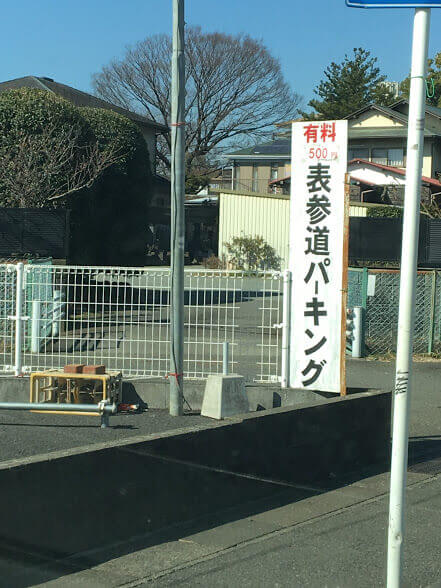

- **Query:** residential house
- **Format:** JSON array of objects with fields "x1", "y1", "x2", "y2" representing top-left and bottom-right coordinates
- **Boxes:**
[
  {"x1": 224, "y1": 99, "x2": 441, "y2": 201},
  {"x1": 0, "y1": 76, "x2": 170, "y2": 210},
  {"x1": 225, "y1": 138, "x2": 291, "y2": 194},
  {"x1": 218, "y1": 100, "x2": 441, "y2": 267}
]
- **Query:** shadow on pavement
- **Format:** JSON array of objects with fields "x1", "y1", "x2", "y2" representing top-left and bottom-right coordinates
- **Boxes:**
[{"x1": 0, "y1": 393, "x2": 394, "y2": 587}]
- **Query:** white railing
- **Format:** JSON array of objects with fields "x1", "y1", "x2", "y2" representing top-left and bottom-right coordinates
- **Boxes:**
[{"x1": 0, "y1": 264, "x2": 284, "y2": 383}]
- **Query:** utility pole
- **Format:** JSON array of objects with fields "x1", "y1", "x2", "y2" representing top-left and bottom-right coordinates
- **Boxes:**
[
  {"x1": 387, "y1": 8, "x2": 431, "y2": 587},
  {"x1": 169, "y1": 0, "x2": 185, "y2": 416}
]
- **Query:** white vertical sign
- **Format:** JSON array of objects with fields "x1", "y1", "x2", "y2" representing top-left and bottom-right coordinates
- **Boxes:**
[{"x1": 289, "y1": 120, "x2": 348, "y2": 393}]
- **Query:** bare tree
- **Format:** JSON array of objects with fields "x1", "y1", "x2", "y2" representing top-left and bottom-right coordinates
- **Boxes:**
[
  {"x1": 92, "y1": 27, "x2": 302, "y2": 183},
  {"x1": 0, "y1": 123, "x2": 123, "y2": 207}
]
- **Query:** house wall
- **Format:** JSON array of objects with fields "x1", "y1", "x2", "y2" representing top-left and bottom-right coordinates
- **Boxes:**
[
  {"x1": 394, "y1": 102, "x2": 441, "y2": 135},
  {"x1": 348, "y1": 137, "x2": 433, "y2": 177},
  {"x1": 232, "y1": 161, "x2": 290, "y2": 193},
  {"x1": 348, "y1": 138, "x2": 406, "y2": 157},
  {"x1": 432, "y1": 139, "x2": 441, "y2": 176},
  {"x1": 140, "y1": 127, "x2": 157, "y2": 174},
  {"x1": 423, "y1": 140, "x2": 434, "y2": 178},
  {"x1": 349, "y1": 112, "x2": 404, "y2": 129}
]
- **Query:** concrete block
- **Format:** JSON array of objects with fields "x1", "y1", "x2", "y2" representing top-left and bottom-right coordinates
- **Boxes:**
[{"x1": 201, "y1": 374, "x2": 249, "y2": 420}]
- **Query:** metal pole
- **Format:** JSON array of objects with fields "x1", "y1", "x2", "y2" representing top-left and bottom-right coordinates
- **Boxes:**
[
  {"x1": 169, "y1": 0, "x2": 185, "y2": 416},
  {"x1": 387, "y1": 9, "x2": 431, "y2": 588},
  {"x1": 281, "y1": 269, "x2": 292, "y2": 388},
  {"x1": 222, "y1": 342, "x2": 229, "y2": 376},
  {"x1": 14, "y1": 262, "x2": 24, "y2": 376}
]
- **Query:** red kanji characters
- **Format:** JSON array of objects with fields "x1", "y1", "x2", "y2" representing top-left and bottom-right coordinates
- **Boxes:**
[
  {"x1": 320, "y1": 122, "x2": 336, "y2": 142},
  {"x1": 303, "y1": 124, "x2": 319, "y2": 144}
]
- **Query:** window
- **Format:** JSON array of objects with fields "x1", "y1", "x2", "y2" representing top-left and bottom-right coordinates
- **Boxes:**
[
  {"x1": 371, "y1": 148, "x2": 388, "y2": 165},
  {"x1": 270, "y1": 163, "x2": 279, "y2": 181},
  {"x1": 372, "y1": 148, "x2": 404, "y2": 167},
  {"x1": 388, "y1": 148, "x2": 404, "y2": 167},
  {"x1": 349, "y1": 148, "x2": 369, "y2": 160}
]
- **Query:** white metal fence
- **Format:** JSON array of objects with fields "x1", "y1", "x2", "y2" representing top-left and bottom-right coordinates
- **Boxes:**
[{"x1": 0, "y1": 263, "x2": 284, "y2": 383}]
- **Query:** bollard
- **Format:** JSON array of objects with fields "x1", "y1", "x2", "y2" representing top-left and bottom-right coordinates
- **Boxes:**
[{"x1": 352, "y1": 306, "x2": 364, "y2": 358}]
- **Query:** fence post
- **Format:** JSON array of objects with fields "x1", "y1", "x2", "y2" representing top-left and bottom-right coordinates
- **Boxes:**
[
  {"x1": 361, "y1": 267, "x2": 369, "y2": 310},
  {"x1": 222, "y1": 342, "x2": 229, "y2": 376},
  {"x1": 14, "y1": 263, "x2": 25, "y2": 376},
  {"x1": 52, "y1": 289, "x2": 65, "y2": 338},
  {"x1": 281, "y1": 269, "x2": 292, "y2": 389},
  {"x1": 428, "y1": 270, "x2": 436, "y2": 354},
  {"x1": 30, "y1": 301, "x2": 41, "y2": 354}
]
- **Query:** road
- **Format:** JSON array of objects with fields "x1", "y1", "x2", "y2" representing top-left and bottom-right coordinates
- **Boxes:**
[{"x1": 1, "y1": 358, "x2": 441, "y2": 587}]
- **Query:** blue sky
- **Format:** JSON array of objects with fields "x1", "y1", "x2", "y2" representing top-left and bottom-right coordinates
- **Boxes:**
[{"x1": 2, "y1": 0, "x2": 441, "y2": 109}]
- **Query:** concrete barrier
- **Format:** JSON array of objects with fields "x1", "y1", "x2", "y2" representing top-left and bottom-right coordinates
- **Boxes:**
[
  {"x1": 0, "y1": 389, "x2": 390, "y2": 567},
  {"x1": 0, "y1": 375, "x2": 379, "y2": 411}
]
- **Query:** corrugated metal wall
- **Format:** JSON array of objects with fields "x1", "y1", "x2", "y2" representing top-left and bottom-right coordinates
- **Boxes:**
[
  {"x1": 219, "y1": 192, "x2": 290, "y2": 267},
  {"x1": 349, "y1": 205, "x2": 368, "y2": 217},
  {"x1": 219, "y1": 193, "x2": 391, "y2": 268}
]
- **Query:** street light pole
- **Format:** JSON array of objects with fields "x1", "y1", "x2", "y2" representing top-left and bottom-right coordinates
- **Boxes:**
[
  {"x1": 169, "y1": 0, "x2": 185, "y2": 416},
  {"x1": 387, "y1": 8, "x2": 431, "y2": 587}
]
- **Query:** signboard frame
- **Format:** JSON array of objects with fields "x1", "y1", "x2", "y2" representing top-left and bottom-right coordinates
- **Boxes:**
[
  {"x1": 288, "y1": 119, "x2": 349, "y2": 395},
  {"x1": 346, "y1": 0, "x2": 441, "y2": 7}
]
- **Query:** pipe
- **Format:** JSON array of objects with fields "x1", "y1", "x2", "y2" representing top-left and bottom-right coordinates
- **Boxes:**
[
  {"x1": 0, "y1": 401, "x2": 117, "y2": 428},
  {"x1": 281, "y1": 269, "x2": 292, "y2": 388}
]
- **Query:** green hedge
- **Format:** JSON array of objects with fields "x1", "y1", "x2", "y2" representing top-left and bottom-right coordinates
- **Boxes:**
[
  {"x1": 78, "y1": 107, "x2": 152, "y2": 265},
  {"x1": 0, "y1": 88, "x2": 154, "y2": 265},
  {"x1": 366, "y1": 206, "x2": 403, "y2": 218}
]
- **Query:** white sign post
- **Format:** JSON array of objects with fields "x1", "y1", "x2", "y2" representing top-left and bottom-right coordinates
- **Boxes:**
[
  {"x1": 347, "y1": 3, "x2": 435, "y2": 586},
  {"x1": 387, "y1": 10, "x2": 431, "y2": 588},
  {"x1": 288, "y1": 120, "x2": 348, "y2": 394}
]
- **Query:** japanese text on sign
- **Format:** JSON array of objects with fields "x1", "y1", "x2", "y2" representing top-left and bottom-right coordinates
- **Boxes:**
[{"x1": 289, "y1": 120, "x2": 348, "y2": 393}]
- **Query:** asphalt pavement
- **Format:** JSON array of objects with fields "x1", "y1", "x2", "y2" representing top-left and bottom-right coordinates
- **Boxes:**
[{"x1": 0, "y1": 409, "x2": 211, "y2": 463}]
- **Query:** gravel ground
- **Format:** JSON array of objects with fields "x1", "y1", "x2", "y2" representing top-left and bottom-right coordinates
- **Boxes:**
[{"x1": 0, "y1": 409, "x2": 211, "y2": 463}]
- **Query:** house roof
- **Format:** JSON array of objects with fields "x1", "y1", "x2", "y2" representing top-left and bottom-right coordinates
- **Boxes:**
[
  {"x1": 225, "y1": 138, "x2": 291, "y2": 158},
  {"x1": 348, "y1": 158, "x2": 441, "y2": 187},
  {"x1": 267, "y1": 159, "x2": 441, "y2": 189},
  {"x1": 389, "y1": 98, "x2": 441, "y2": 121},
  {"x1": 344, "y1": 103, "x2": 409, "y2": 124},
  {"x1": 349, "y1": 127, "x2": 436, "y2": 138},
  {"x1": 269, "y1": 175, "x2": 291, "y2": 185},
  {"x1": 0, "y1": 76, "x2": 168, "y2": 132},
  {"x1": 345, "y1": 100, "x2": 441, "y2": 137}
]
